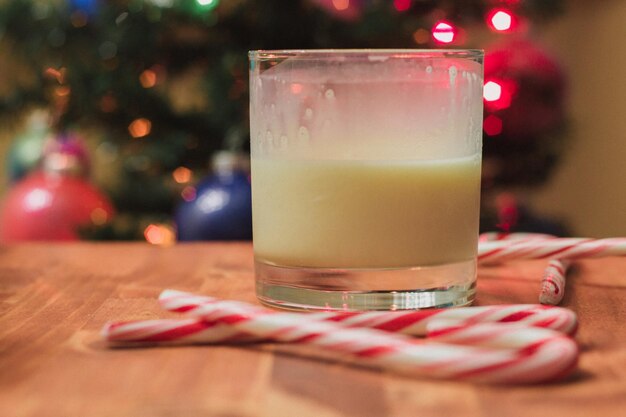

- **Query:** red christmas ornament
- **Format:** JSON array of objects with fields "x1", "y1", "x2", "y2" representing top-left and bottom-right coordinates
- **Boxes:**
[
  {"x1": 484, "y1": 40, "x2": 566, "y2": 139},
  {"x1": 0, "y1": 172, "x2": 114, "y2": 242}
]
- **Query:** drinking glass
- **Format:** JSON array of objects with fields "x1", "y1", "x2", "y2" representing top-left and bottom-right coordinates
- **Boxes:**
[{"x1": 249, "y1": 49, "x2": 484, "y2": 310}]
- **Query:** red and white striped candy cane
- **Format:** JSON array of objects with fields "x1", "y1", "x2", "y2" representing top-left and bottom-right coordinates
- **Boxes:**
[
  {"x1": 159, "y1": 289, "x2": 578, "y2": 336},
  {"x1": 102, "y1": 311, "x2": 578, "y2": 384},
  {"x1": 426, "y1": 320, "x2": 571, "y2": 350},
  {"x1": 102, "y1": 318, "x2": 257, "y2": 344},
  {"x1": 478, "y1": 237, "x2": 626, "y2": 263},
  {"x1": 479, "y1": 232, "x2": 571, "y2": 305},
  {"x1": 539, "y1": 259, "x2": 571, "y2": 306}
]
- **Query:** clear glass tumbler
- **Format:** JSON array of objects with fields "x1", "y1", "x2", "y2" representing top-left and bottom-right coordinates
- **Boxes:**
[{"x1": 249, "y1": 49, "x2": 484, "y2": 311}]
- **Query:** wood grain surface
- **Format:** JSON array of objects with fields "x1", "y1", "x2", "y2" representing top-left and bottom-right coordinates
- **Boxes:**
[{"x1": 0, "y1": 242, "x2": 625, "y2": 417}]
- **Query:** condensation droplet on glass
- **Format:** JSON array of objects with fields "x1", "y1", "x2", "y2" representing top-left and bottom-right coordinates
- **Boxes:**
[
  {"x1": 265, "y1": 130, "x2": 274, "y2": 148},
  {"x1": 304, "y1": 108, "x2": 313, "y2": 119},
  {"x1": 280, "y1": 135, "x2": 288, "y2": 150},
  {"x1": 270, "y1": 104, "x2": 276, "y2": 113},
  {"x1": 325, "y1": 89, "x2": 335, "y2": 99},
  {"x1": 449, "y1": 66, "x2": 457, "y2": 86},
  {"x1": 298, "y1": 126, "x2": 310, "y2": 141},
  {"x1": 426, "y1": 66, "x2": 433, "y2": 74}
]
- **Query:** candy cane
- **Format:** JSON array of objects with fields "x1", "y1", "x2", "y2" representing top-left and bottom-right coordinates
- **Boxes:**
[
  {"x1": 426, "y1": 320, "x2": 570, "y2": 350},
  {"x1": 478, "y1": 237, "x2": 626, "y2": 262},
  {"x1": 102, "y1": 312, "x2": 578, "y2": 384},
  {"x1": 539, "y1": 259, "x2": 571, "y2": 305},
  {"x1": 102, "y1": 318, "x2": 256, "y2": 344},
  {"x1": 158, "y1": 290, "x2": 578, "y2": 336},
  {"x1": 479, "y1": 232, "x2": 571, "y2": 305}
]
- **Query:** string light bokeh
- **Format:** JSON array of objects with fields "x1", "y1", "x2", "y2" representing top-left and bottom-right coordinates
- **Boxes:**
[{"x1": 0, "y1": 0, "x2": 568, "y2": 242}]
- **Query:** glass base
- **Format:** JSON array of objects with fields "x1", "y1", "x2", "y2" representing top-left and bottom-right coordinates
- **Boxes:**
[{"x1": 255, "y1": 259, "x2": 476, "y2": 311}]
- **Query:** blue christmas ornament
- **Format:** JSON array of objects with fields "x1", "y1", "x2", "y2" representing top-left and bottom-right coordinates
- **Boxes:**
[
  {"x1": 175, "y1": 152, "x2": 252, "y2": 241},
  {"x1": 70, "y1": 0, "x2": 99, "y2": 16}
]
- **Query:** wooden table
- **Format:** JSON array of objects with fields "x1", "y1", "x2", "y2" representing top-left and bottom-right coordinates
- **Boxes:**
[{"x1": 1, "y1": 243, "x2": 625, "y2": 417}]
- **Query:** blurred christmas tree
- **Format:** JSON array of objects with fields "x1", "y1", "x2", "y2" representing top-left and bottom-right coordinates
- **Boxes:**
[{"x1": 0, "y1": 0, "x2": 567, "y2": 241}]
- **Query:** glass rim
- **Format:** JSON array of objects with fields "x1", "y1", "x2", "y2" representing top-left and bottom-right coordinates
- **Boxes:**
[{"x1": 249, "y1": 49, "x2": 483, "y2": 61}]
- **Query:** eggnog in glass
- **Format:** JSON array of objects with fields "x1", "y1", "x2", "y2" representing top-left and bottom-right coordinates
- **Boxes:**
[{"x1": 249, "y1": 50, "x2": 483, "y2": 310}]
